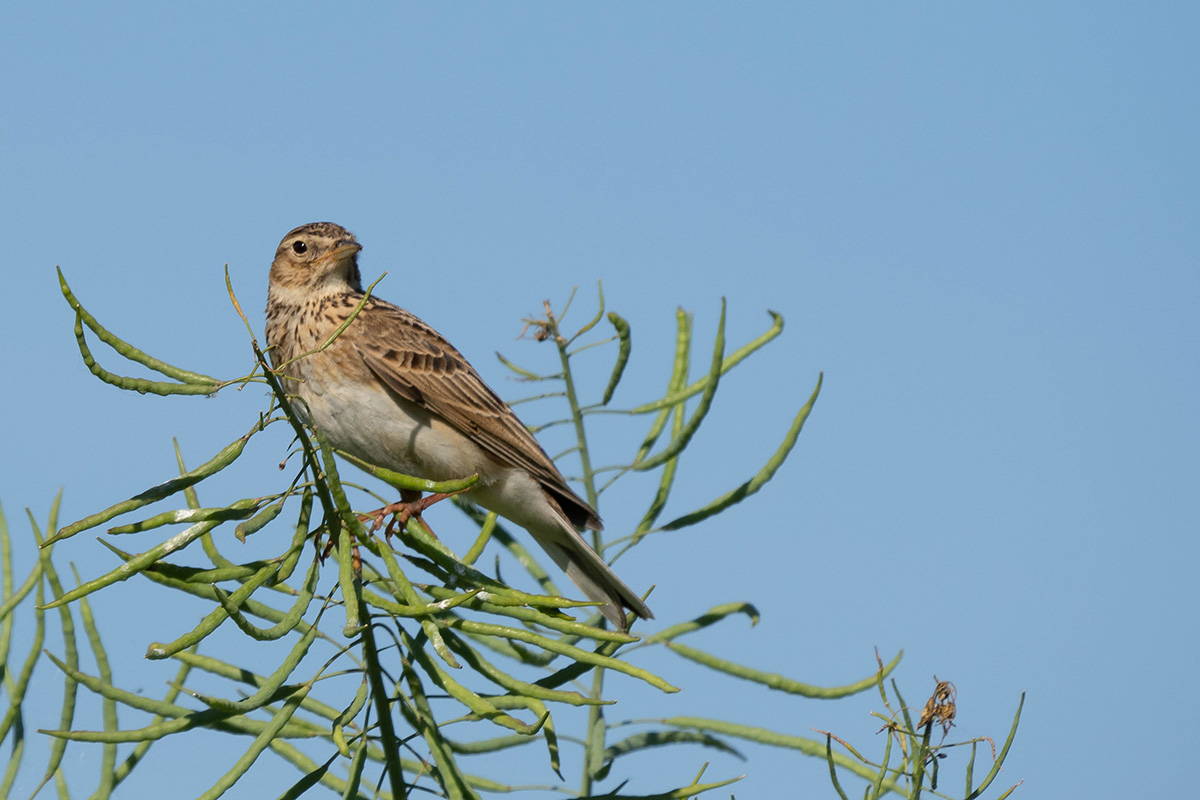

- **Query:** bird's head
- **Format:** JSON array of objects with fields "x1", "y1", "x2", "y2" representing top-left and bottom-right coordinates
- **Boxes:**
[{"x1": 269, "y1": 222, "x2": 364, "y2": 295}]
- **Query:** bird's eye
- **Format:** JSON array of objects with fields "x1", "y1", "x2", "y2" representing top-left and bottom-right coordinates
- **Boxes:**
[{"x1": 292, "y1": 240, "x2": 308, "y2": 255}]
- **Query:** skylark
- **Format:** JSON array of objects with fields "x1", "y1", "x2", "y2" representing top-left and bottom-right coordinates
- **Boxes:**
[{"x1": 265, "y1": 222, "x2": 652, "y2": 629}]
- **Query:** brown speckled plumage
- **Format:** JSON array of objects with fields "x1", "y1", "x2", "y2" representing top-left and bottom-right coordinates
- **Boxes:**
[{"x1": 265, "y1": 222, "x2": 650, "y2": 628}]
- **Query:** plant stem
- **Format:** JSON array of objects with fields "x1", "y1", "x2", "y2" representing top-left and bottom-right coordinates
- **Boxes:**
[{"x1": 553, "y1": 322, "x2": 599, "y2": 513}]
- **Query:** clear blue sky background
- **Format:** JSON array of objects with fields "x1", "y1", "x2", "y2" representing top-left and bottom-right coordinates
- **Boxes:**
[{"x1": 2, "y1": 3, "x2": 1197, "y2": 798}]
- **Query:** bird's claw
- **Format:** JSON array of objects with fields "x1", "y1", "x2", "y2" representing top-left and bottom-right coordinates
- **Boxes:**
[{"x1": 358, "y1": 492, "x2": 455, "y2": 543}]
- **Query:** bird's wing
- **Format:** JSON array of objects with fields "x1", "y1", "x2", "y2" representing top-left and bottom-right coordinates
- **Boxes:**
[{"x1": 353, "y1": 298, "x2": 601, "y2": 530}]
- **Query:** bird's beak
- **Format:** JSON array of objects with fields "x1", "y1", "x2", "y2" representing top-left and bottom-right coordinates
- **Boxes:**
[{"x1": 322, "y1": 242, "x2": 363, "y2": 262}]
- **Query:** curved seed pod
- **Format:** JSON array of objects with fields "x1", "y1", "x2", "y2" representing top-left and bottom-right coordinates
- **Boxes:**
[
  {"x1": 600, "y1": 312, "x2": 631, "y2": 406},
  {"x1": 49, "y1": 436, "x2": 251, "y2": 546},
  {"x1": 635, "y1": 298, "x2": 727, "y2": 471}
]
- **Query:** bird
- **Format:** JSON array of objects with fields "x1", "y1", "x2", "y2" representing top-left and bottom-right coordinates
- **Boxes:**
[{"x1": 265, "y1": 222, "x2": 652, "y2": 630}]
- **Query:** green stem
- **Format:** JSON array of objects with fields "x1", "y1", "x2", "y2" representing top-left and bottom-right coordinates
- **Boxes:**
[
  {"x1": 553, "y1": 316, "x2": 599, "y2": 512},
  {"x1": 551, "y1": 297, "x2": 618, "y2": 796},
  {"x1": 581, "y1": 669, "x2": 606, "y2": 795},
  {"x1": 361, "y1": 617, "x2": 408, "y2": 799}
]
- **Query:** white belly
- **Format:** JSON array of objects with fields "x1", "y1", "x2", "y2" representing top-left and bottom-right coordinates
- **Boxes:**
[
  {"x1": 298, "y1": 374, "x2": 485, "y2": 483},
  {"x1": 292, "y1": 359, "x2": 561, "y2": 532}
]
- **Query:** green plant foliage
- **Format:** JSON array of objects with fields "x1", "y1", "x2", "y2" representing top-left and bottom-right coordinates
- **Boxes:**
[
  {"x1": 0, "y1": 273, "x2": 1021, "y2": 798},
  {"x1": 820, "y1": 674, "x2": 1024, "y2": 800}
]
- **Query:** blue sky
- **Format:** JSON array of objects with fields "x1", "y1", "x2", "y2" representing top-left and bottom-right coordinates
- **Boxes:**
[{"x1": 2, "y1": 3, "x2": 1197, "y2": 797}]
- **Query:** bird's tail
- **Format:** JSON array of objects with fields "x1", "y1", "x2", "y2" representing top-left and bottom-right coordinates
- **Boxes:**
[{"x1": 528, "y1": 517, "x2": 653, "y2": 631}]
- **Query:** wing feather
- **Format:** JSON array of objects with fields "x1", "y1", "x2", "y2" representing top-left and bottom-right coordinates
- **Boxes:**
[{"x1": 353, "y1": 298, "x2": 601, "y2": 530}]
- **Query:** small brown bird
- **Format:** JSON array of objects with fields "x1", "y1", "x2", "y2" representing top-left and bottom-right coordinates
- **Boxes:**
[{"x1": 265, "y1": 222, "x2": 652, "y2": 629}]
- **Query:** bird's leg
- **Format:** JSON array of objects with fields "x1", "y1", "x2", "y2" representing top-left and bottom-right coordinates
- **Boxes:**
[
  {"x1": 359, "y1": 490, "x2": 457, "y2": 542},
  {"x1": 359, "y1": 489, "x2": 422, "y2": 535},
  {"x1": 388, "y1": 491, "x2": 455, "y2": 540},
  {"x1": 358, "y1": 489, "x2": 420, "y2": 533}
]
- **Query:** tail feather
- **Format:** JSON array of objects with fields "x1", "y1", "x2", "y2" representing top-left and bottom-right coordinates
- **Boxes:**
[{"x1": 528, "y1": 518, "x2": 653, "y2": 631}]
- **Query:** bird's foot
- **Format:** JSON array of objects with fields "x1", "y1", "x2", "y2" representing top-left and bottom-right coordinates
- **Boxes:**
[{"x1": 359, "y1": 491, "x2": 455, "y2": 542}]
